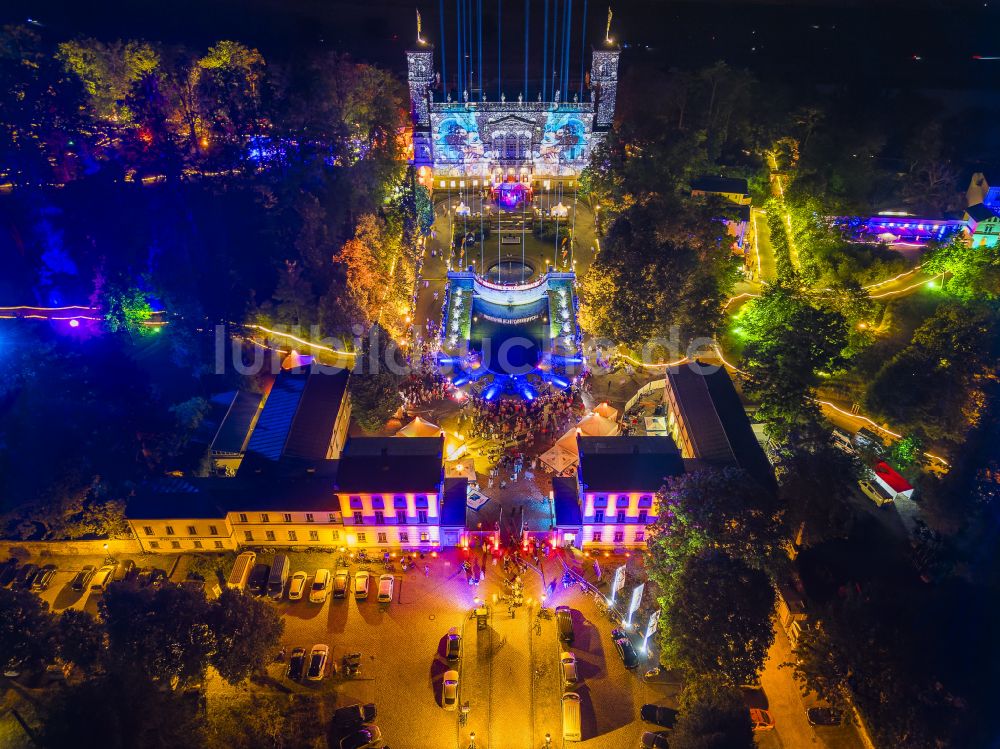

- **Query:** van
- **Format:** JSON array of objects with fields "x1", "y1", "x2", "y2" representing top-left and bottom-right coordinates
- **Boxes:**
[
  {"x1": 562, "y1": 692, "x2": 582, "y2": 741},
  {"x1": 89, "y1": 565, "x2": 116, "y2": 594},
  {"x1": 556, "y1": 606, "x2": 574, "y2": 645},
  {"x1": 267, "y1": 554, "x2": 290, "y2": 599},
  {"x1": 377, "y1": 574, "x2": 394, "y2": 603},
  {"x1": 226, "y1": 552, "x2": 256, "y2": 591}
]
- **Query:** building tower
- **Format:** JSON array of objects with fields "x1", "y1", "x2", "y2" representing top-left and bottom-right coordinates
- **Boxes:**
[
  {"x1": 406, "y1": 49, "x2": 435, "y2": 170},
  {"x1": 590, "y1": 47, "x2": 620, "y2": 130}
]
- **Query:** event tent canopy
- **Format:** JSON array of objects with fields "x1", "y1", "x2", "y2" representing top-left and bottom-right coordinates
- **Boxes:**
[
  {"x1": 396, "y1": 416, "x2": 444, "y2": 438},
  {"x1": 540, "y1": 445, "x2": 578, "y2": 474},
  {"x1": 593, "y1": 402, "x2": 619, "y2": 421}
]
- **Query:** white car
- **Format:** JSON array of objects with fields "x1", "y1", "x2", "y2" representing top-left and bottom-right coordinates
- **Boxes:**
[
  {"x1": 377, "y1": 574, "x2": 394, "y2": 603},
  {"x1": 306, "y1": 644, "x2": 329, "y2": 681},
  {"x1": 310, "y1": 569, "x2": 332, "y2": 603},
  {"x1": 89, "y1": 565, "x2": 115, "y2": 594},
  {"x1": 287, "y1": 571, "x2": 308, "y2": 600},
  {"x1": 560, "y1": 651, "x2": 579, "y2": 689},
  {"x1": 442, "y1": 669, "x2": 459, "y2": 710},
  {"x1": 355, "y1": 570, "x2": 370, "y2": 600}
]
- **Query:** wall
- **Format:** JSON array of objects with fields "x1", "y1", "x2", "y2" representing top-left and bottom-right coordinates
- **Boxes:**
[{"x1": 0, "y1": 538, "x2": 143, "y2": 558}]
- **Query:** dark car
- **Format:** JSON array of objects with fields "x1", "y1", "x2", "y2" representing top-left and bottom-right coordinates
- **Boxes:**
[
  {"x1": 247, "y1": 564, "x2": 271, "y2": 596},
  {"x1": 641, "y1": 731, "x2": 670, "y2": 749},
  {"x1": 445, "y1": 627, "x2": 461, "y2": 662},
  {"x1": 70, "y1": 565, "x2": 96, "y2": 592},
  {"x1": 137, "y1": 567, "x2": 167, "y2": 588},
  {"x1": 333, "y1": 702, "x2": 377, "y2": 727},
  {"x1": 30, "y1": 564, "x2": 56, "y2": 591},
  {"x1": 286, "y1": 647, "x2": 306, "y2": 681},
  {"x1": 555, "y1": 605, "x2": 574, "y2": 645},
  {"x1": 339, "y1": 725, "x2": 382, "y2": 749},
  {"x1": 807, "y1": 707, "x2": 843, "y2": 726},
  {"x1": 0, "y1": 559, "x2": 19, "y2": 587},
  {"x1": 641, "y1": 704, "x2": 679, "y2": 728},
  {"x1": 14, "y1": 564, "x2": 38, "y2": 590},
  {"x1": 611, "y1": 627, "x2": 639, "y2": 669}
]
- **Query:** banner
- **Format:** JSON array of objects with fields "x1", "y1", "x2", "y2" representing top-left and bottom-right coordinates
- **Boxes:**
[
  {"x1": 593, "y1": 560, "x2": 602, "y2": 581},
  {"x1": 610, "y1": 564, "x2": 626, "y2": 602},
  {"x1": 627, "y1": 583, "x2": 645, "y2": 622},
  {"x1": 644, "y1": 609, "x2": 660, "y2": 644}
]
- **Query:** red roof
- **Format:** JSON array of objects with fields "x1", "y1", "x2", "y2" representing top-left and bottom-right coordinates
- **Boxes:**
[{"x1": 874, "y1": 462, "x2": 912, "y2": 493}]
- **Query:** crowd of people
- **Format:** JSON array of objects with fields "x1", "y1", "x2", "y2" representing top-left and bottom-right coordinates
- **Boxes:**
[
  {"x1": 461, "y1": 389, "x2": 580, "y2": 443},
  {"x1": 400, "y1": 367, "x2": 453, "y2": 408}
]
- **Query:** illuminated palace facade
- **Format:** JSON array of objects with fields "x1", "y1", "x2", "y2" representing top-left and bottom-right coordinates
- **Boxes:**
[{"x1": 406, "y1": 45, "x2": 620, "y2": 191}]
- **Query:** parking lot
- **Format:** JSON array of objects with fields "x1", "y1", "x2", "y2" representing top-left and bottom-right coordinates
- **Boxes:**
[{"x1": 5, "y1": 548, "x2": 865, "y2": 749}]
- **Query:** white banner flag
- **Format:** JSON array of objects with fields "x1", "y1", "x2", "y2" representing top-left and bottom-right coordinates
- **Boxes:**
[
  {"x1": 628, "y1": 583, "x2": 645, "y2": 621},
  {"x1": 644, "y1": 609, "x2": 660, "y2": 643},
  {"x1": 610, "y1": 564, "x2": 626, "y2": 602}
]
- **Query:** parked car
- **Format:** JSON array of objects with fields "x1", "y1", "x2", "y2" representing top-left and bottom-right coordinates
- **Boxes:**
[
  {"x1": 555, "y1": 605, "x2": 574, "y2": 645},
  {"x1": 14, "y1": 564, "x2": 38, "y2": 590},
  {"x1": 560, "y1": 651, "x2": 579, "y2": 690},
  {"x1": 611, "y1": 628, "x2": 639, "y2": 669},
  {"x1": 354, "y1": 570, "x2": 370, "y2": 600},
  {"x1": 112, "y1": 559, "x2": 135, "y2": 582},
  {"x1": 641, "y1": 731, "x2": 671, "y2": 749},
  {"x1": 288, "y1": 571, "x2": 308, "y2": 601},
  {"x1": 70, "y1": 565, "x2": 96, "y2": 592},
  {"x1": 89, "y1": 565, "x2": 115, "y2": 594},
  {"x1": 749, "y1": 708, "x2": 775, "y2": 731},
  {"x1": 377, "y1": 574, "x2": 394, "y2": 603},
  {"x1": 30, "y1": 564, "x2": 57, "y2": 591},
  {"x1": 247, "y1": 563, "x2": 271, "y2": 596},
  {"x1": 333, "y1": 568, "x2": 350, "y2": 598},
  {"x1": 806, "y1": 707, "x2": 843, "y2": 726},
  {"x1": 339, "y1": 725, "x2": 382, "y2": 749},
  {"x1": 306, "y1": 644, "x2": 329, "y2": 681},
  {"x1": 859, "y1": 478, "x2": 892, "y2": 507},
  {"x1": 287, "y1": 647, "x2": 306, "y2": 680},
  {"x1": 310, "y1": 569, "x2": 332, "y2": 603},
  {"x1": 640, "y1": 704, "x2": 679, "y2": 728},
  {"x1": 137, "y1": 567, "x2": 167, "y2": 588},
  {"x1": 442, "y1": 669, "x2": 459, "y2": 710},
  {"x1": 445, "y1": 627, "x2": 462, "y2": 661},
  {"x1": 332, "y1": 702, "x2": 377, "y2": 727},
  {"x1": 0, "y1": 559, "x2": 19, "y2": 587}
]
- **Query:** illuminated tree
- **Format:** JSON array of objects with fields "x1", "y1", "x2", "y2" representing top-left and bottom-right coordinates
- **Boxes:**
[
  {"x1": 195, "y1": 41, "x2": 265, "y2": 148},
  {"x1": 924, "y1": 238, "x2": 1000, "y2": 301},
  {"x1": 672, "y1": 677, "x2": 755, "y2": 749},
  {"x1": 92, "y1": 271, "x2": 154, "y2": 335},
  {"x1": 56, "y1": 38, "x2": 160, "y2": 124},
  {"x1": 210, "y1": 589, "x2": 284, "y2": 684}
]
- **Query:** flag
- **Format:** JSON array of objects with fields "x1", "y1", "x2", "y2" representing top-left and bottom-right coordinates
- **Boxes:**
[
  {"x1": 416, "y1": 9, "x2": 424, "y2": 42},
  {"x1": 610, "y1": 564, "x2": 626, "y2": 601},
  {"x1": 628, "y1": 582, "x2": 645, "y2": 620},
  {"x1": 644, "y1": 609, "x2": 660, "y2": 642},
  {"x1": 606, "y1": 7, "x2": 613, "y2": 41}
]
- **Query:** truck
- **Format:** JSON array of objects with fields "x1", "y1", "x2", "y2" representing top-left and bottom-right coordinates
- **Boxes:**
[{"x1": 226, "y1": 552, "x2": 256, "y2": 591}]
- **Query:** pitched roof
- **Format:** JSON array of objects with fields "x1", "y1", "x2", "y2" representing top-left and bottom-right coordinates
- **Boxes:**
[
  {"x1": 240, "y1": 367, "x2": 349, "y2": 470},
  {"x1": 667, "y1": 364, "x2": 776, "y2": 492},
  {"x1": 691, "y1": 176, "x2": 749, "y2": 196},
  {"x1": 578, "y1": 436, "x2": 684, "y2": 492},
  {"x1": 334, "y1": 436, "x2": 444, "y2": 493},
  {"x1": 127, "y1": 477, "x2": 228, "y2": 520},
  {"x1": 966, "y1": 202, "x2": 1000, "y2": 222},
  {"x1": 552, "y1": 477, "x2": 582, "y2": 525},
  {"x1": 874, "y1": 461, "x2": 913, "y2": 494},
  {"x1": 440, "y1": 478, "x2": 469, "y2": 526},
  {"x1": 211, "y1": 390, "x2": 264, "y2": 456}
]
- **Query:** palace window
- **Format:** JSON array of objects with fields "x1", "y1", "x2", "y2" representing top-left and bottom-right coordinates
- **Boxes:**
[
  {"x1": 592, "y1": 531, "x2": 603, "y2": 543},
  {"x1": 309, "y1": 531, "x2": 319, "y2": 542},
  {"x1": 165, "y1": 526, "x2": 175, "y2": 536},
  {"x1": 306, "y1": 513, "x2": 314, "y2": 522},
  {"x1": 357, "y1": 532, "x2": 367, "y2": 543},
  {"x1": 397, "y1": 510, "x2": 407, "y2": 524},
  {"x1": 265, "y1": 531, "x2": 275, "y2": 541},
  {"x1": 288, "y1": 530, "x2": 297, "y2": 541},
  {"x1": 283, "y1": 513, "x2": 292, "y2": 523},
  {"x1": 594, "y1": 510, "x2": 604, "y2": 523},
  {"x1": 375, "y1": 511, "x2": 385, "y2": 525},
  {"x1": 419, "y1": 532, "x2": 430, "y2": 543},
  {"x1": 613, "y1": 531, "x2": 624, "y2": 543},
  {"x1": 331, "y1": 530, "x2": 340, "y2": 541},
  {"x1": 616, "y1": 511, "x2": 626, "y2": 524},
  {"x1": 193, "y1": 540, "x2": 203, "y2": 549},
  {"x1": 328, "y1": 513, "x2": 337, "y2": 523},
  {"x1": 239, "y1": 513, "x2": 248, "y2": 523},
  {"x1": 400, "y1": 532, "x2": 410, "y2": 543},
  {"x1": 377, "y1": 532, "x2": 388, "y2": 544},
  {"x1": 214, "y1": 540, "x2": 224, "y2": 549},
  {"x1": 638, "y1": 510, "x2": 648, "y2": 524},
  {"x1": 209, "y1": 525, "x2": 218, "y2": 535},
  {"x1": 244, "y1": 531, "x2": 253, "y2": 542},
  {"x1": 149, "y1": 541, "x2": 160, "y2": 549},
  {"x1": 187, "y1": 526, "x2": 197, "y2": 535},
  {"x1": 143, "y1": 526, "x2": 153, "y2": 536},
  {"x1": 353, "y1": 512, "x2": 363, "y2": 524},
  {"x1": 634, "y1": 530, "x2": 645, "y2": 543},
  {"x1": 260, "y1": 513, "x2": 269, "y2": 523},
  {"x1": 418, "y1": 510, "x2": 428, "y2": 523},
  {"x1": 171, "y1": 540, "x2": 181, "y2": 549}
]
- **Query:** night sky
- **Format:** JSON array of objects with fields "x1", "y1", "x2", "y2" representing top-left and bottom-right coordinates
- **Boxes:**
[{"x1": 2, "y1": 0, "x2": 995, "y2": 90}]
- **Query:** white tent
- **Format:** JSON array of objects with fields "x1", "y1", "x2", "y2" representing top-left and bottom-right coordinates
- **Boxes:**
[
  {"x1": 396, "y1": 416, "x2": 443, "y2": 438},
  {"x1": 445, "y1": 459, "x2": 477, "y2": 481},
  {"x1": 577, "y1": 412, "x2": 620, "y2": 437},
  {"x1": 593, "y1": 402, "x2": 619, "y2": 422},
  {"x1": 540, "y1": 445, "x2": 578, "y2": 474}
]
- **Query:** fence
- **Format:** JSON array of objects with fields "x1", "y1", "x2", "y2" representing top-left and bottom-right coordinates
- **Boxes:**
[{"x1": 624, "y1": 379, "x2": 665, "y2": 414}]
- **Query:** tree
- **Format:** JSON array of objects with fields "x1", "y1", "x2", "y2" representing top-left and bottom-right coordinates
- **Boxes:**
[
  {"x1": 100, "y1": 583, "x2": 215, "y2": 687},
  {"x1": 671, "y1": 676, "x2": 755, "y2": 749},
  {"x1": 91, "y1": 269, "x2": 154, "y2": 336},
  {"x1": 923, "y1": 237, "x2": 1000, "y2": 301},
  {"x1": 646, "y1": 467, "x2": 784, "y2": 592},
  {"x1": 349, "y1": 323, "x2": 403, "y2": 432},
  {"x1": 210, "y1": 589, "x2": 284, "y2": 684},
  {"x1": 738, "y1": 280, "x2": 848, "y2": 443},
  {"x1": 658, "y1": 550, "x2": 776, "y2": 684},
  {"x1": 55, "y1": 608, "x2": 105, "y2": 673},
  {"x1": 56, "y1": 38, "x2": 160, "y2": 125},
  {"x1": 195, "y1": 41, "x2": 265, "y2": 150},
  {"x1": 789, "y1": 622, "x2": 851, "y2": 713},
  {"x1": 0, "y1": 587, "x2": 54, "y2": 673},
  {"x1": 772, "y1": 440, "x2": 860, "y2": 544}
]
